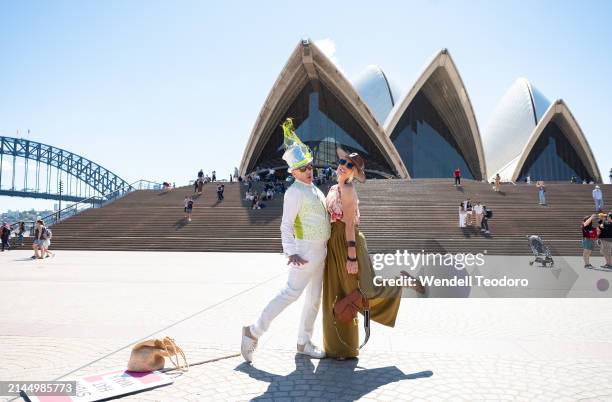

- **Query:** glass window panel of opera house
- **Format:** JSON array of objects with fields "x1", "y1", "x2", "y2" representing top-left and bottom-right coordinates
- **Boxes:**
[
  {"x1": 252, "y1": 83, "x2": 395, "y2": 178},
  {"x1": 518, "y1": 121, "x2": 592, "y2": 182},
  {"x1": 390, "y1": 92, "x2": 474, "y2": 179}
]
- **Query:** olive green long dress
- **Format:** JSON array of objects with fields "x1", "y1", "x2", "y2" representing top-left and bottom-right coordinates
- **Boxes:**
[{"x1": 322, "y1": 217, "x2": 402, "y2": 358}]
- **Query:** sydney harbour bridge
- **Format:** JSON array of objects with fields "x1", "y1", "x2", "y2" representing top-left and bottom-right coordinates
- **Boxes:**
[{"x1": 0, "y1": 136, "x2": 151, "y2": 217}]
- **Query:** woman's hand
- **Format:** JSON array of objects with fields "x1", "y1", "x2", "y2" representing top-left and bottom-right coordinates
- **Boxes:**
[{"x1": 346, "y1": 259, "x2": 358, "y2": 274}]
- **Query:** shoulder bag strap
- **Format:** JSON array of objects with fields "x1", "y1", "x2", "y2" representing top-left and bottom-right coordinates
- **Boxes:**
[{"x1": 332, "y1": 290, "x2": 371, "y2": 351}]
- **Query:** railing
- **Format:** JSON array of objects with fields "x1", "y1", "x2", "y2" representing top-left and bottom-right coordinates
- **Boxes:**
[{"x1": 8, "y1": 179, "x2": 163, "y2": 234}]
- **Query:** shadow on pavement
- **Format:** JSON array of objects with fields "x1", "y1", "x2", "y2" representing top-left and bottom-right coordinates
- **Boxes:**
[
  {"x1": 235, "y1": 355, "x2": 432, "y2": 400},
  {"x1": 12, "y1": 256, "x2": 38, "y2": 262}
]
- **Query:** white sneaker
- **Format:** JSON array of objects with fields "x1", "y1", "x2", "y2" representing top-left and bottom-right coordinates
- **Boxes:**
[
  {"x1": 297, "y1": 342, "x2": 326, "y2": 359},
  {"x1": 241, "y1": 326, "x2": 257, "y2": 363}
]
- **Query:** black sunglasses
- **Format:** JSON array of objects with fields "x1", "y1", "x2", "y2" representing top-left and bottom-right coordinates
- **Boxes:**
[
  {"x1": 338, "y1": 159, "x2": 354, "y2": 169},
  {"x1": 297, "y1": 164, "x2": 313, "y2": 172}
]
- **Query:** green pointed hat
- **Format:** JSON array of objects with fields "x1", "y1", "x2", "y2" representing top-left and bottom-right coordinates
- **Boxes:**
[{"x1": 281, "y1": 118, "x2": 313, "y2": 172}]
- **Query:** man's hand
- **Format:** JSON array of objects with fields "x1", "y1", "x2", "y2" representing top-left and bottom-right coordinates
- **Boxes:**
[{"x1": 288, "y1": 254, "x2": 308, "y2": 266}]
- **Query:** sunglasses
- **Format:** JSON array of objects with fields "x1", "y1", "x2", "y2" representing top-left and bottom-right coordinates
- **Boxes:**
[
  {"x1": 338, "y1": 159, "x2": 354, "y2": 169},
  {"x1": 297, "y1": 164, "x2": 313, "y2": 172}
]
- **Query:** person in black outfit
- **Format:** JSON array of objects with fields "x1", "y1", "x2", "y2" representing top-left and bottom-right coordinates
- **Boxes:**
[
  {"x1": 481, "y1": 206, "x2": 491, "y2": 234},
  {"x1": 599, "y1": 213, "x2": 612, "y2": 269},
  {"x1": 1, "y1": 223, "x2": 11, "y2": 251}
]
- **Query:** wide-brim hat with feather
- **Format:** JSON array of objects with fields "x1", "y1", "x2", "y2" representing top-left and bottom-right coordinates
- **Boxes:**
[
  {"x1": 336, "y1": 147, "x2": 366, "y2": 183},
  {"x1": 281, "y1": 118, "x2": 313, "y2": 172}
]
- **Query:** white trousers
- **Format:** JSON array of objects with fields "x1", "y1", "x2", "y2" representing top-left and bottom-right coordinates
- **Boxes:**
[{"x1": 251, "y1": 240, "x2": 327, "y2": 345}]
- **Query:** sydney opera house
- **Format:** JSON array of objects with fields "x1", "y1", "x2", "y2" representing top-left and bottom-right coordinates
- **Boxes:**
[{"x1": 240, "y1": 40, "x2": 602, "y2": 183}]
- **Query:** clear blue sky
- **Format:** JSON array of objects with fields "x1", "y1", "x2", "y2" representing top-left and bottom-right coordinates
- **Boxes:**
[{"x1": 1, "y1": 0, "x2": 611, "y2": 212}]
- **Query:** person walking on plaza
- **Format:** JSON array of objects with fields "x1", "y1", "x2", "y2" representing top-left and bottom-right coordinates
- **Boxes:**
[
  {"x1": 598, "y1": 212, "x2": 612, "y2": 269},
  {"x1": 15, "y1": 221, "x2": 26, "y2": 246},
  {"x1": 494, "y1": 173, "x2": 501, "y2": 192},
  {"x1": 212, "y1": 170, "x2": 216, "y2": 182},
  {"x1": 582, "y1": 214, "x2": 599, "y2": 269},
  {"x1": 609, "y1": 168, "x2": 612, "y2": 184},
  {"x1": 198, "y1": 169, "x2": 203, "y2": 180},
  {"x1": 322, "y1": 148, "x2": 424, "y2": 359},
  {"x1": 41, "y1": 227, "x2": 53, "y2": 258},
  {"x1": 537, "y1": 180, "x2": 546, "y2": 205},
  {"x1": 31, "y1": 220, "x2": 50, "y2": 259},
  {"x1": 184, "y1": 196, "x2": 193, "y2": 222},
  {"x1": 453, "y1": 167, "x2": 461, "y2": 186},
  {"x1": 593, "y1": 185, "x2": 604, "y2": 212},
  {"x1": 1, "y1": 223, "x2": 11, "y2": 252},
  {"x1": 241, "y1": 118, "x2": 330, "y2": 362}
]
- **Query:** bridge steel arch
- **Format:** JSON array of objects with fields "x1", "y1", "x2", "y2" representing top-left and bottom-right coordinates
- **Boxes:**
[{"x1": 0, "y1": 136, "x2": 130, "y2": 203}]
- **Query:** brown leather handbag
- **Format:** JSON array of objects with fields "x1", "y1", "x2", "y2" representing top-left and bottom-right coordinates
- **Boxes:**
[{"x1": 332, "y1": 287, "x2": 371, "y2": 350}]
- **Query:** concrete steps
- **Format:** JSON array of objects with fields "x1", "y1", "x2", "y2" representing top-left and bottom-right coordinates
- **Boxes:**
[{"x1": 42, "y1": 180, "x2": 611, "y2": 256}]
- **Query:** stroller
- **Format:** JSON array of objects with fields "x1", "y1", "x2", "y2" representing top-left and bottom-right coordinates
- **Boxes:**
[{"x1": 527, "y1": 235, "x2": 554, "y2": 267}]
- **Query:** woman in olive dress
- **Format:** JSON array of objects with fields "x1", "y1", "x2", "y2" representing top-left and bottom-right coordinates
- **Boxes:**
[{"x1": 322, "y1": 148, "x2": 424, "y2": 359}]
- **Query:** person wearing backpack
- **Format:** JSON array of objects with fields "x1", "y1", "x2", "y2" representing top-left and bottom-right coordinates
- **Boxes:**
[
  {"x1": 41, "y1": 226, "x2": 54, "y2": 258},
  {"x1": 31, "y1": 220, "x2": 47, "y2": 259}
]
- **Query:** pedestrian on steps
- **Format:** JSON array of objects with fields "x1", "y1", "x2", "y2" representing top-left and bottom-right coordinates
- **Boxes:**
[
  {"x1": 454, "y1": 168, "x2": 461, "y2": 186},
  {"x1": 537, "y1": 180, "x2": 546, "y2": 205},
  {"x1": 217, "y1": 184, "x2": 224, "y2": 201},
  {"x1": 458, "y1": 203, "x2": 466, "y2": 228},
  {"x1": 593, "y1": 185, "x2": 604, "y2": 212},
  {"x1": 184, "y1": 196, "x2": 194, "y2": 222},
  {"x1": 481, "y1": 205, "x2": 491, "y2": 234},
  {"x1": 494, "y1": 174, "x2": 501, "y2": 192}
]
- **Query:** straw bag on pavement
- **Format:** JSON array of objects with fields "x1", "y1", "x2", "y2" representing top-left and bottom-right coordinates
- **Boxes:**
[{"x1": 127, "y1": 336, "x2": 189, "y2": 372}]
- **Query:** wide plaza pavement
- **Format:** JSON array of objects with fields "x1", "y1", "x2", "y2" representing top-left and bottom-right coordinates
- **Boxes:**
[{"x1": 1, "y1": 250, "x2": 612, "y2": 401}]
